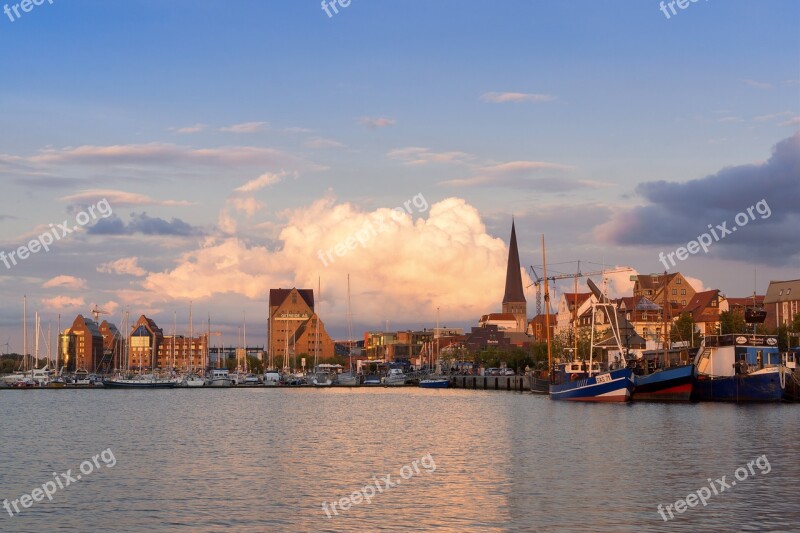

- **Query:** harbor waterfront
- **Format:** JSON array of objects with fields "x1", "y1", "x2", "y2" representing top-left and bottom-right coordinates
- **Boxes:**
[{"x1": 1, "y1": 388, "x2": 798, "y2": 532}]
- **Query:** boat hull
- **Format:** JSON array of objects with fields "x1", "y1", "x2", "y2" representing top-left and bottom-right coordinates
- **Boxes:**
[
  {"x1": 102, "y1": 379, "x2": 177, "y2": 389},
  {"x1": 207, "y1": 379, "x2": 233, "y2": 388},
  {"x1": 692, "y1": 370, "x2": 783, "y2": 402},
  {"x1": 633, "y1": 364, "x2": 694, "y2": 402},
  {"x1": 419, "y1": 379, "x2": 450, "y2": 389},
  {"x1": 550, "y1": 368, "x2": 633, "y2": 402},
  {"x1": 530, "y1": 375, "x2": 550, "y2": 394},
  {"x1": 783, "y1": 371, "x2": 800, "y2": 402}
]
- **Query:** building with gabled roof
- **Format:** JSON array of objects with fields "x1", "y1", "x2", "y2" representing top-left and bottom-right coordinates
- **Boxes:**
[
  {"x1": 681, "y1": 289, "x2": 728, "y2": 336},
  {"x1": 555, "y1": 291, "x2": 595, "y2": 333},
  {"x1": 633, "y1": 272, "x2": 695, "y2": 308},
  {"x1": 764, "y1": 279, "x2": 800, "y2": 328},
  {"x1": 269, "y1": 287, "x2": 334, "y2": 370}
]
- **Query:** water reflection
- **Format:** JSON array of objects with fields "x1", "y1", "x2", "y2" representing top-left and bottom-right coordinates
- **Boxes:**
[{"x1": 0, "y1": 389, "x2": 798, "y2": 532}]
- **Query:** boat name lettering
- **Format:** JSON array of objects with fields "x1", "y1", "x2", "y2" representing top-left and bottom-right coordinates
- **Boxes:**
[{"x1": 596, "y1": 373, "x2": 612, "y2": 384}]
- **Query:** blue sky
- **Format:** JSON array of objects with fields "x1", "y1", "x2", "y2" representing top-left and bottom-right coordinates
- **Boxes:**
[{"x1": 0, "y1": 0, "x2": 798, "y2": 351}]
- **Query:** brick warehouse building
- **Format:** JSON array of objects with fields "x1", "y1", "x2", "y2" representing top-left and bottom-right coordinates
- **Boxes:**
[{"x1": 269, "y1": 288, "x2": 335, "y2": 370}]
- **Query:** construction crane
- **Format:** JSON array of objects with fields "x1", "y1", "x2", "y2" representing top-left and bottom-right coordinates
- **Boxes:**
[
  {"x1": 91, "y1": 305, "x2": 108, "y2": 323},
  {"x1": 527, "y1": 261, "x2": 634, "y2": 316}
]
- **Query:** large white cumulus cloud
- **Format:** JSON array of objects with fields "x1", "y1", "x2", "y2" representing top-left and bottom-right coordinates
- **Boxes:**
[{"x1": 143, "y1": 196, "x2": 521, "y2": 326}]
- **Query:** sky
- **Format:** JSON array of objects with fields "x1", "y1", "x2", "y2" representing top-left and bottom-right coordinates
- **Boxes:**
[{"x1": 0, "y1": 0, "x2": 798, "y2": 353}]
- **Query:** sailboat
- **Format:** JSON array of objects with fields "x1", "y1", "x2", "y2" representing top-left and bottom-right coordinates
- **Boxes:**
[{"x1": 337, "y1": 274, "x2": 359, "y2": 386}]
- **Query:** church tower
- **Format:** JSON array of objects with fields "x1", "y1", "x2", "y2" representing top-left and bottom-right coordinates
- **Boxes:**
[{"x1": 502, "y1": 220, "x2": 527, "y2": 333}]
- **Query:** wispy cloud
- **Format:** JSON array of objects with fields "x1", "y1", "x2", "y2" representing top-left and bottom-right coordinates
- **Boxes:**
[
  {"x1": 305, "y1": 137, "x2": 347, "y2": 149},
  {"x1": 753, "y1": 111, "x2": 794, "y2": 122},
  {"x1": 60, "y1": 189, "x2": 192, "y2": 208},
  {"x1": 234, "y1": 172, "x2": 284, "y2": 193},
  {"x1": 358, "y1": 116, "x2": 396, "y2": 128},
  {"x1": 481, "y1": 92, "x2": 556, "y2": 104},
  {"x1": 42, "y1": 275, "x2": 87, "y2": 290},
  {"x1": 743, "y1": 79, "x2": 773, "y2": 90},
  {"x1": 169, "y1": 123, "x2": 207, "y2": 134},
  {"x1": 220, "y1": 121, "x2": 268, "y2": 133},
  {"x1": 781, "y1": 116, "x2": 800, "y2": 126},
  {"x1": 440, "y1": 160, "x2": 573, "y2": 189},
  {"x1": 30, "y1": 143, "x2": 301, "y2": 168},
  {"x1": 387, "y1": 147, "x2": 472, "y2": 166}
]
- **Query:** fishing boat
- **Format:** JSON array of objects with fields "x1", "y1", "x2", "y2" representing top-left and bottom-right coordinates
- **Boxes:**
[
  {"x1": 207, "y1": 368, "x2": 233, "y2": 388},
  {"x1": 692, "y1": 334, "x2": 784, "y2": 402},
  {"x1": 529, "y1": 370, "x2": 550, "y2": 394},
  {"x1": 419, "y1": 377, "x2": 449, "y2": 389},
  {"x1": 632, "y1": 362, "x2": 694, "y2": 401},
  {"x1": 550, "y1": 279, "x2": 634, "y2": 402}
]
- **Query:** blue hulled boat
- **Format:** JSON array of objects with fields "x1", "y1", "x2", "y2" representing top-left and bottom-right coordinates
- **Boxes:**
[
  {"x1": 633, "y1": 363, "x2": 694, "y2": 401},
  {"x1": 419, "y1": 378, "x2": 449, "y2": 389},
  {"x1": 550, "y1": 362, "x2": 634, "y2": 402},
  {"x1": 692, "y1": 334, "x2": 784, "y2": 402}
]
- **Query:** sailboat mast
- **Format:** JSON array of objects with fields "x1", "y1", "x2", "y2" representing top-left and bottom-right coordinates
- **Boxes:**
[
  {"x1": 347, "y1": 274, "x2": 353, "y2": 374},
  {"x1": 23, "y1": 295, "x2": 27, "y2": 372},
  {"x1": 189, "y1": 302, "x2": 193, "y2": 373},
  {"x1": 542, "y1": 235, "x2": 552, "y2": 377},
  {"x1": 663, "y1": 271, "x2": 669, "y2": 367},
  {"x1": 315, "y1": 276, "x2": 320, "y2": 371},
  {"x1": 243, "y1": 311, "x2": 247, "y2": 373}
]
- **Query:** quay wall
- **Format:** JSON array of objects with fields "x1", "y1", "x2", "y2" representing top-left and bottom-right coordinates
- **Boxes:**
[{"x1": 449, "y1": 375, "x2": 530, "y2": 392}]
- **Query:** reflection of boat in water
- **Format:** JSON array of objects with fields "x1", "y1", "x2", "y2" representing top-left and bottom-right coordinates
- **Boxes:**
[{"x1": 692, "y1": 335, "x2": 784, "y2": 402}]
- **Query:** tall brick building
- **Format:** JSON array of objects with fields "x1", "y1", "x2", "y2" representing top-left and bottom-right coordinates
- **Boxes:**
[{"x1": 269, "y1": 288, "x2": 334, "y2": 370}]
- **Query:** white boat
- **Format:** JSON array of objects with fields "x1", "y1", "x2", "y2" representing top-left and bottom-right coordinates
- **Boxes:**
[
  {"x1": 242, "y1": 374, "x2": 261, "y2": 386},
  {"x1": 208, "y1": 368, "x2": 233, "y2": 388},
  {"x1": 337, "y1": 373, "x2": 359, "y2": 386},
  {"x1": 384, "y1": 368, "x2": 407, "y2": 386},
  {"x1": 263, "y1": 371, "x2": 281, "y2": 386},
  {"x1": 184, "y1": 374, "x2": 206, "y2": 387}
]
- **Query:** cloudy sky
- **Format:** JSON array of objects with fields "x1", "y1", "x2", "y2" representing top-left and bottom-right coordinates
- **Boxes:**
[{"x1": 0, "y1": 1, "x2": 798, "y2": 352}]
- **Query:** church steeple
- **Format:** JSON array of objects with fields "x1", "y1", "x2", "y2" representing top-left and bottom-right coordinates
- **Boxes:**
[
  {"x1": 501, "y1": 219, "x2": 527, "y2": 333},
  {"x1": 503, "y1": 219, "x2": 526, "y2": 304}
]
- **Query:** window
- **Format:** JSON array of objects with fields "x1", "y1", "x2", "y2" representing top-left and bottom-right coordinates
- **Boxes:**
[
  {"x1": 788, "y1": 288, "x2": 792, "y2": 295},
  {"x1": 712, "y1": 300, "x2": 717, "y2": 307},
  {"x1": 676, "y1": 278, "x2": 681, "y2": 284},
  {"x1": 291, "y1": 294, "x2": 297, "y2": 303},
  {"x1": 681, "y1": 289, "x2": 686, "y2": 295},
  {"x1": 682, "y1": 300, "x2": 686, "y2": 306},
  {"x1": 672, "y1": 289, "x2": 677, "y2": 295},
  {"x1": 646, "y1": 290, "x2": 652, "y2": 295}
]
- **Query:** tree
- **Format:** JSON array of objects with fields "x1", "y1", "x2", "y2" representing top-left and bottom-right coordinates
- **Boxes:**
[
  {"x1": 671, "y1": 313, "x2": 702, "y2": 348},
  {"x1": 719, "y1": 311, "x2": 747, "y2": 335}
]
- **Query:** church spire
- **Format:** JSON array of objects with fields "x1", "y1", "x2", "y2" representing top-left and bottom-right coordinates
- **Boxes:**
[{"x1": 503, "y1": 219, "x2": 526, "y2": 304}]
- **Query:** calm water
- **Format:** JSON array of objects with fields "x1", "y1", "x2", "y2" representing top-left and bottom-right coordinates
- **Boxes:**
[{"x1": 0, "y1": 388, "x2": 798, "y2": 532}]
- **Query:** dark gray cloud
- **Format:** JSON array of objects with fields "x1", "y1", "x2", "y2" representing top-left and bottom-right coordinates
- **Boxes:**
[
  {"x1": 88, "y1": 212, "x2": 205, "y2": 237},
  {"x1": 598, "y1": 133, "x2": 800, "y2": 262}
]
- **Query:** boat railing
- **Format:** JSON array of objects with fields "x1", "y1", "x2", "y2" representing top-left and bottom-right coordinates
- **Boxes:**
[{"x1": 705, "y1": 334, "x2": 778, "y2": 348}]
